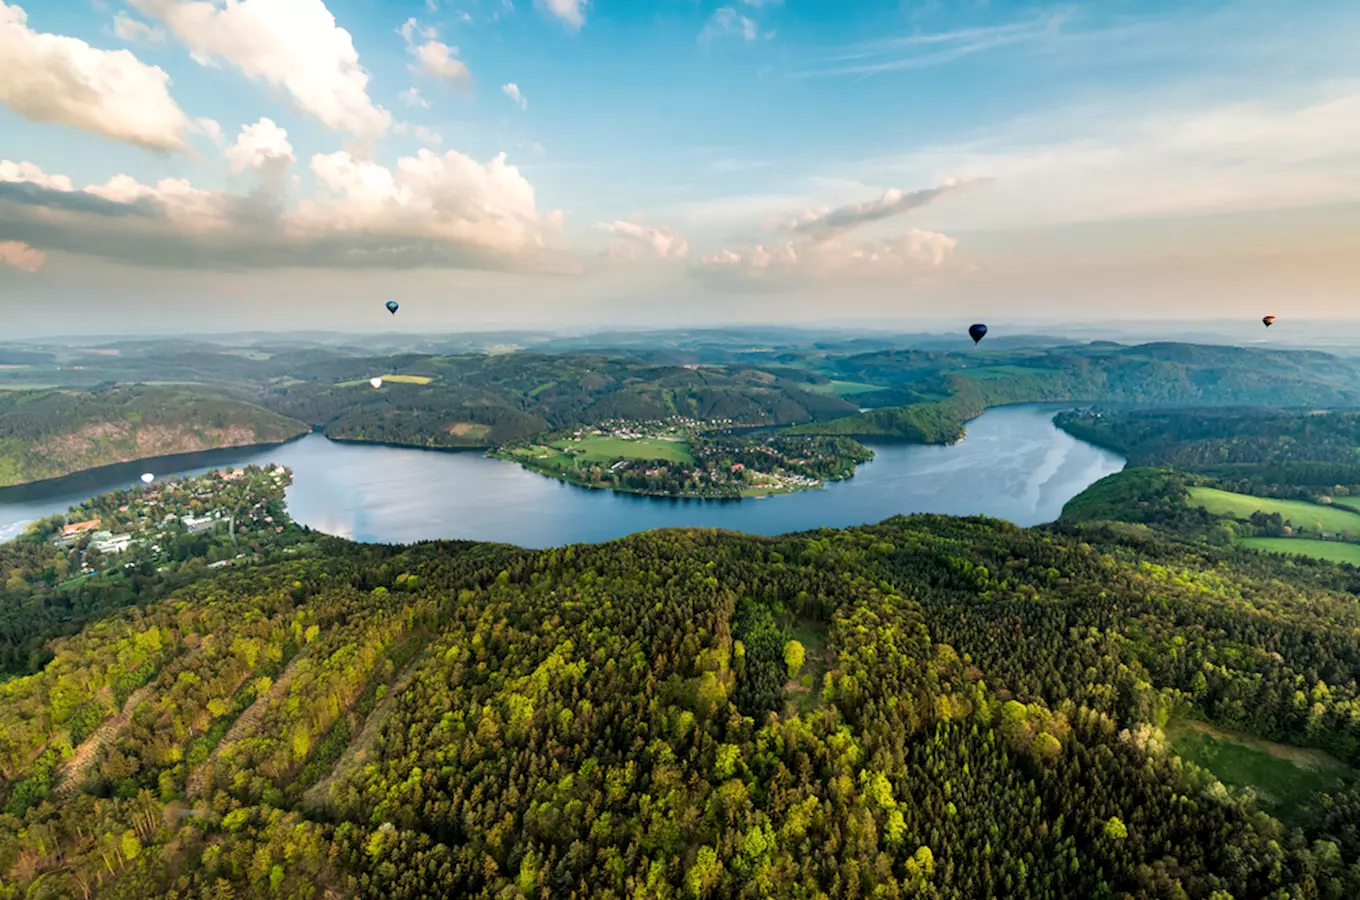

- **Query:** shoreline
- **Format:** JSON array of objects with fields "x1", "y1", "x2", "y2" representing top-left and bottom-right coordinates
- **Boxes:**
[{"x1": 0, "y1": 434, "x2": 310, "y2": 498}]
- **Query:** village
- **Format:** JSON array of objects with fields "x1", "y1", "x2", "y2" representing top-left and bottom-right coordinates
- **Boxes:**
[
  {"x1": 42, "y1": 465, "x2": 295, "y2": 576},
  {"x1": 497, "y1": 416, "x2": 873, "y2": 500}
]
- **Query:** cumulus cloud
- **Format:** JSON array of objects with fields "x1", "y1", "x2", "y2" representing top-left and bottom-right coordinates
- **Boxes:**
[
  {"x1": 501, "y1": 83, "x2": 527, "y2": 109},
  {"x1": 537, "y1": 0, "x2": 586, "y2": 30},
  {"x1": 225, "y1": 118, "x2": 295, "y2": 186},
  {"x1": 400, "y1": 17, "x2": 470, "y2": 88},
  {"x1": 0, "y1": 1, "x2": 189, "y2": 150},
  {"x1": 112, "y1": 11, "x2": 166, "y2": 43},
  {"x1": 129, "y1": 0, "x2": 390, "y2": 137},
  {"x1": 401, "y1": 86, "x2": 430, "y2": 108},
  {"x1": 0, "y1": 151, "x2": 569, "y2": 272},
  {"x1": 0, "y1": 240, "x2": 46, "y2": 272},
  {"x1": 696, "y1": 182, "x2": 968, "y2": 284},
  {"x1": 700, "y1": 7, "x2": 757, "y2": 42},
  {"x1": 412, "y1": 39, "x2": 470, "y2": 85},
  {"x1": 596, "y1": 220, "x2": 689, "y2": 261},
  {"x1": 1, "y1": 160, "x2": 74, "y2": 192}
]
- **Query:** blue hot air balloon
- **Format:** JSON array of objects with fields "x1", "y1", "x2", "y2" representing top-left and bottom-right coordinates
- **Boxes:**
[
  {"x1": 968, "y1": 323, "x2": 988, "y2": 345},
  {"x1": 386, "y1": 301, "x2": 399, "y2": 315}
]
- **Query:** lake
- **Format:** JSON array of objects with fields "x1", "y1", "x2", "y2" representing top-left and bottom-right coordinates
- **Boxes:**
[{"x1": 0, "y1": 404, "x2": 1124, "y2": 548}]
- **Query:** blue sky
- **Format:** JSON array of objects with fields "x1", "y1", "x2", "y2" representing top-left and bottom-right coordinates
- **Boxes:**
[{"x1": 1, "y1": 0, "x2": 1357, "y2": 335}]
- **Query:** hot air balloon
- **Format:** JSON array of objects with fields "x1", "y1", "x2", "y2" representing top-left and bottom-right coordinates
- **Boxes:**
[
  {"x1": 386, "y1": 301, "x2": 399, "y2": 315},
  {"x1": 1263, "y1": 315, "x2": 1276, "y2": 327},
  {"x1": 370, "y1": 377, "x2": 383, "y2": 389},
  {"x1": 140, "y1": 473, "x2": 154, "y2": 484},
  {"x1": 968, "y1": 323, "x2": 988, "y2": 345}
]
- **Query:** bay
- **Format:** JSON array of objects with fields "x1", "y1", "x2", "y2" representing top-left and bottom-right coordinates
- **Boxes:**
[{"x1": 0, "y1": 404, "x2": 1124, "y2": 548}]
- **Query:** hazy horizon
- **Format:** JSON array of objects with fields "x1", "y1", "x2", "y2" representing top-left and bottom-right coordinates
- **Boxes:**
[{"x1": 2, "y1": 0, "x2": 1357, "y2": 335}]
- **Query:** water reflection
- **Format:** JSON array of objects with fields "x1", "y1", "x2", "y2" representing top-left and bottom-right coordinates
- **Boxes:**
[{"x1": 0, "y1": 405, "x2": 1123, "y2": 549}]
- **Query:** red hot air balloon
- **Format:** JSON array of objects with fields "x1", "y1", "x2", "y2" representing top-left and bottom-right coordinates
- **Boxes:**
[{"x1": 1263, "y1": 315, "x2": 1276, "y2": 327}]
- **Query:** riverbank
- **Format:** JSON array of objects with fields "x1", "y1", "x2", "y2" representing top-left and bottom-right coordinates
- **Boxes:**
[{"x1": 1, "y1": 406, "x2": 1125, "y2": 548}]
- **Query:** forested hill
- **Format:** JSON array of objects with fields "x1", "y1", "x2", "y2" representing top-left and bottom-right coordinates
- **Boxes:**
[
  {"x1": 791, "y1": 342, "x2": 1360, "y2": 442},
  {"x1": 0, "y1": 387, "x2": 308, "y2": 486},
  {"x1": 6, "y1": 511, "x2": 1360, "y2": 897}
]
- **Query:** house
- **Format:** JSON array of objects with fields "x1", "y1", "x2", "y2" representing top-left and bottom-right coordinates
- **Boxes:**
[
  {"x1": 731, "y1": 463, "x2": 745, "y2": 472},
  {"x1": 182, "y1": 514, "x2": 216, "y2": 533},
  {"x1": 91, "y1": 533, "x2": 132, "y2": 554},
  {"x1": 62, "y1": 519, "x2": 101, "y2": 538}
]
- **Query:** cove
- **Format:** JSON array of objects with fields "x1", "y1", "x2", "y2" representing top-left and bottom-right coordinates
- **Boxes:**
[{"x1": 0, "y1": 404, "x2": 1124, "y2": 549}]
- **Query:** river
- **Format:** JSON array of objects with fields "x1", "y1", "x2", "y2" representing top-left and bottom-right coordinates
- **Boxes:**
[{"x1": 0, "y1": 404, "x2": 1124, "y2": 548}]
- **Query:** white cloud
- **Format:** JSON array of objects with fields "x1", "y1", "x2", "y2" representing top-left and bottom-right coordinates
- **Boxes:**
[
  {"x1": 412, "y1": 39, "x2": 470, "y2": 86},
  {"x1": 0, "y1": 160, "x2": 74, "y2": 192},
  {"x1": 537, "y1": 0, "x2": 586, "y2": 30},
  {"x1": 501, "y1": 82, "x2": 527, "y2": 109},
  {"x1": 225, "y1": 118, "x2": 295, "y2": 182},
  {"x1": 696, "y1": 182, "x2": 964, "y2": 283},
  {"x1": 191, "y1": 116, "x2": 223, "y2": 146},
  {"x1": 400, "y1": 86, "x2": 430, "y2": 108},
  {"x1": 0, "y1": 1, "x2": 189, "y2": 150},
  {"x1": 596, "y1": 220, "x2": 689, "y2": 260},
  {"x1": 112, "y1": 11, "x2": 166, "y2": 43},
  {"x1": 700, "y1": 7, "x2": 757, "y2": 43},
  {"x1": 400, "y1": 18, "x2": 470, "y2": 88},
  {"x1": 301, "y1": 149, "x2": 556, "y2": 254},
  {"x1": 0, "y1": 150, "x2": 568, "y2": 271},
  {"x1": 129, "y1": 0, "x2": 390, "y2": 137},
  {"x1": 0, "y1": 240, "x2": 46, "y2": 272}
]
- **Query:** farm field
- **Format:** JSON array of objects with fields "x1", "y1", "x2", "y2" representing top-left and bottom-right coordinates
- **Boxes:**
[
  {"x1": 1166, "y1": 719, "x2": 1354, "y2": 822},
  {"x1": 1240, "y1": 537, "x2": 1360, "y2": 565},
  {"x1": 807, "y1": 380, "x2": 885, "y2": 397},
  {"x1": 1188, "y1": 486, "x2": 1360, "y2": 537},
  {"x1": 338, "y1": 374, "x2": 434, "y2": 386},
  {"x1": 547, "y1": 436, "x2": 693, "y2": 464}
]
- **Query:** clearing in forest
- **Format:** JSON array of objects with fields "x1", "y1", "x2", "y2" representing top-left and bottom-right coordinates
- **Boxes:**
[
  {"x1": 1189, "y1": 487, "x2": 1360, "y2": 537},
  {"x1": 1240, "y1": 537, "x2": 1360, "y2": 565},
  {"x1": 55, "y1": 684, "x2": 155, "y2": 799},
  {"x1": 185, "y1": 654, "x2": 304, "y2": 799},
  {"x1": 783, "y1": 619, "x2": 832, "y2": 717},
  {"x1": 1166, "y1": 719, "x2": 1355, "y2": 821},
  {"x1": 300, "y1": 648, "x2": 427, "y2": 812}
]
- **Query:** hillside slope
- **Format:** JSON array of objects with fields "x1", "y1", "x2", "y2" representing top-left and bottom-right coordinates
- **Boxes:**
[
  {"x1": 4, "y1": 511, "x2": 1360, "y2": 897},
  {"x1": 0, "y1": 387, "x2": 309, "y2": 486}
]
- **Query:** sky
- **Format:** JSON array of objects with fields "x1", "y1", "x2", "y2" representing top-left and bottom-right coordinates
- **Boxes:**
[{"x1": 0, "y1": 0, "x2": 1357, "y2": 336}]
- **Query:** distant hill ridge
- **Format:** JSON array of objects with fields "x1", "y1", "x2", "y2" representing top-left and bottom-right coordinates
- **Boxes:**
[{"x1": 0, "y1": 386, "x2": 308, "y2": 487}]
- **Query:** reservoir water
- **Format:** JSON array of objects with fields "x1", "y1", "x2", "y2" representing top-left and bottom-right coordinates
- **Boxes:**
[{"x1": 0, "y1": 404, "x2": 1124, "y2": 548}]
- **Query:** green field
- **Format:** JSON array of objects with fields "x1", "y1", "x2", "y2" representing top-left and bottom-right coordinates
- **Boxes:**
[
  {"x1": 807, "y1": 380, "x2": 885, "y2": 397},
  {"x1": 338, "y1": 374, "x2": 434, "y2": 387},
  {"x1": 1166, "y1": 720, "x2": 1353, "y2": 821},
  {"x1": 1189, "y1": 486, "x2": 1360, "y2": 537},
  {"x1": 548, "y1": 436, "x2": 693, "y2": 464},
  {"x1": 1240, "y1": 537, "x2": 1360, "y2": 565}
]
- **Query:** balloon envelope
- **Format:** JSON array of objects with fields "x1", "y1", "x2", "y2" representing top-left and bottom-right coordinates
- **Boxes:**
[
  {"x1": 140, "y1": 473, "x2": 154, "y2": 484},
  {"x1": 968, "y1": 323, "x2": 988, "y2": 345},
  {"x1": 370, "y1": 377, "x2": 383, "y2": 389},
  {"x1": 386, "y1": 301, "x2": 399, "y2": 315},
  {"x1": 1263, "y1": 315, "x2": 1276, "y2": 327}
]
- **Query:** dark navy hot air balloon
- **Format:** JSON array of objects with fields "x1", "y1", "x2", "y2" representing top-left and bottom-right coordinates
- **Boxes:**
[
  {"x1": 1263, "y1": 315, "x2": 1276, "y2": 328},
  {"x1": 968, "y1": 323, "x2": 988, "y2": 345},
  {"x1": 386, "y1": 301, "x2": 399, "y2": 315}
]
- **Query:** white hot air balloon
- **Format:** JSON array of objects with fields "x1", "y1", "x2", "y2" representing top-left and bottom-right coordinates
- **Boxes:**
[
  {"x1": 140, "y1": 473, "x2": 155, "y2": 484},
  {"x1": 370, "y1": 377, "x2": 383, "y2": 389}
]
